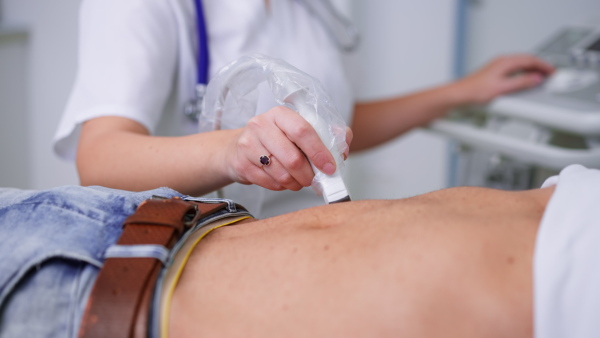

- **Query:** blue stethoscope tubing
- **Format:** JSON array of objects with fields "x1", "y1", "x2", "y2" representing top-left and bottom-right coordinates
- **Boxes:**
[
  {"x1": 183, "y1": 0, "x2": 209, "y2": 122},
  {"x1": 194, "y1": 0, "x2": 209, "y2": 88}
]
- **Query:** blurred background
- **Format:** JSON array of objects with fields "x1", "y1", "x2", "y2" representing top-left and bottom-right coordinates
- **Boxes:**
[{"x1": 1, "y1": 0, "x2": 599, "y2": 199}]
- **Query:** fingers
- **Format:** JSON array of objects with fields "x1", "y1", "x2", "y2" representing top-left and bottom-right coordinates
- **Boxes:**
[
  {"x1": 238, "y1": 160, "x2": 287, "y2": 191},
  {"x1": 515, "y1": 54, "x2": 555, "y2": 74},
  {"x1": 491, "y1": 54, "x2": 555, "y2": 93},
  {"x1": 491, "y1": 54, "x2": 554, "y2": 76},
  {"x1": 231, "y1": 106, "x2": 343, "y2": 192},
  {"x1": 271, "y1": 108, "x2": 337, "y2": 176},
  {"x1": 344, "y1": 127, "x2": 353, "y2": 159},
  {"x1": 261, "y1": 155, "x2": 304, "y2": 191},
  {"x1": 241, "y1": 153, "x2": 304, "y2": 191},
  {"x1": 234, "y1": 125, "x2": 306, "y2": 191},
  {"x1": 461, "y1": 53, "x2": 556, "y2": 104},
  {"x1": 502, "y1": 71, "x2": 546, "y2": 92},
  {"x1": 245, "y1": 111, "x2": 317, "y2": 188}
]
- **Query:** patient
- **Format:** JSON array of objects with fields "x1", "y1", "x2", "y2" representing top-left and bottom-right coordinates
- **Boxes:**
[
  {"x1": 0, "y1": 165, "x2": 598, "y2": 338},
  {"x1": 171, "y1": 184, "x2": 549, "y2": 338}
]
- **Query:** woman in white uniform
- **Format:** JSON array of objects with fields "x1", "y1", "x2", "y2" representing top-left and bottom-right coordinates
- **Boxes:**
[{"x1": 53, "y1": 0, "x2": 554, "y2": 217}]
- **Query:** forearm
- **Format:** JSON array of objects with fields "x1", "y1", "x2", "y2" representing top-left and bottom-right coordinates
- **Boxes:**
[
  {"x1": 77, "y1": 122, "x2": 239, "y2": 196},
  {"x1": 350, "y1": 82, "x2": 467, "y2": 152},
  {"x1": 350, "y1": 54, "x2": 553, "y2": 152},
  {"x1": 76, "y1": 110, "x2": 342, "y2": 196}
]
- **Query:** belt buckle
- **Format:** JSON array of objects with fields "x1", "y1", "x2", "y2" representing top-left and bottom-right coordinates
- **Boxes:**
[
  {"x1": 182, "y1": 203, "x2": 201, "y2": 227},
  {"x1": 151, "y1": 195, "x2": 201, "y2": 228}
]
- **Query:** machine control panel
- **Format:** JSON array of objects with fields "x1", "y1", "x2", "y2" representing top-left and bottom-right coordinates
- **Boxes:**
[
  {"x1": 537, "y1": 26, "x2": 600, "y2": 69},
  {"x1": 543, "y1": 68, "x2": 598, "y2": 93},
  {"x1": 487, "y1": 25, "x2": 600, "y2": 136}
]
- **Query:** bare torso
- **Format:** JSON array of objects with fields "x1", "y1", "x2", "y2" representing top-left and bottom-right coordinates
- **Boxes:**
[{"x1": 170, "y1": 186, "x2": 553, "y2": 337}]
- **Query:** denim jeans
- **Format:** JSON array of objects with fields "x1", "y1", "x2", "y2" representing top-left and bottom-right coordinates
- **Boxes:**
[{"x1": 0, "y1": 185, "x2": 247, "y2": 338}]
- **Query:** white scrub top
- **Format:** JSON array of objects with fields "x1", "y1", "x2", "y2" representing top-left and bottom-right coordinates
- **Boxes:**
[{"x1": 53, "y1": 0, "x2": 354, "y2": 218}]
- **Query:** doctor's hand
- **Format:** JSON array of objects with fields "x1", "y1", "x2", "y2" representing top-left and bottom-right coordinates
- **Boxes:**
[
  {"x1": 454, "y1": 54, "x2": 555, "y2": 105},
  {"x1": 223, "y1": 106, "x2": 352, "y2": 192}
]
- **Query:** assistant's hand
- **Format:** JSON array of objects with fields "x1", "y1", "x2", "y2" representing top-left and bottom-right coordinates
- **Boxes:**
[
  {"x1": 455, "y1": 54, "x2": 555, "y2": 105},
  {"x1": 224, "y1": 106, "x2": 352, "y2": 191}
]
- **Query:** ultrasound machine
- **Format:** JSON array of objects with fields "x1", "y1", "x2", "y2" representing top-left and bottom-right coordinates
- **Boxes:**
[{"x1": 431, "y1": 24, "x2": 600, "y2": 189}]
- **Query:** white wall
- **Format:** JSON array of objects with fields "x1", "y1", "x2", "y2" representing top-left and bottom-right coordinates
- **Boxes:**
[
  {"x1": 345, "y1": 0, "x2": 456, "y2": 200},
  {"x1": 0, "y1": 26, "x2": 29, "y2": 188},
  {"x1": 465, "y1": 0, "x2": 600, "y2": 71},
  {"x1": 0, "y1": 0, "x2": 80, "y2": 189}
]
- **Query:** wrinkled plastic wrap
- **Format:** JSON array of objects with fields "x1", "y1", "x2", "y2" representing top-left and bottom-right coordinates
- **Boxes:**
[{"x1": 199, "y1": 54, "x2": 350, "y2": 203}]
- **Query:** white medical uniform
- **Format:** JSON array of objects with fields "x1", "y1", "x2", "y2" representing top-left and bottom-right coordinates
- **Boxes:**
[{"x1": 53, "y1": 0, "x2": 354, "y2": 218}]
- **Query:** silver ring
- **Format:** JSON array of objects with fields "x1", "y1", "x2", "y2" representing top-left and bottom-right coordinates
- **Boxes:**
[{"x1": 259, "y1": 155, "x2": 272, "y2": 166}]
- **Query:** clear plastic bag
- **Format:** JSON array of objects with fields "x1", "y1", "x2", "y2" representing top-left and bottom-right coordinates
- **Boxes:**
[{"x1": 199, "y1": 54, "x2": 350, "y2": 203}]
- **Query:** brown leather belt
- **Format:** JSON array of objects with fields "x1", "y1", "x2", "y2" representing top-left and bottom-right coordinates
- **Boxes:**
[{"x1": 78, "y1": 196, "x2": 240, "y2": 338}]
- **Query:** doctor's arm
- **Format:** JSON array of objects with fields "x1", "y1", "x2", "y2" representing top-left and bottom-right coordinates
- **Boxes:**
[
  {"x1": 349, "y1": 54, "x2": 554, "y2": 152},
  {"x1": 76, "y1": 107, "x2": 346, "y2": 197}
]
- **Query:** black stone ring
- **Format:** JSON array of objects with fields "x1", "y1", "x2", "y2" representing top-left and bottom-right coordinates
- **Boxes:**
[{"x1": 259, "y1": 155, "x2": 272, "y2": 166}]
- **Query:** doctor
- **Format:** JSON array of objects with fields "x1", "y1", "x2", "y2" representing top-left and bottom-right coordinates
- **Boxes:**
[{"x1": 53, "y1": 0, "x2": 554, "y2": 217}]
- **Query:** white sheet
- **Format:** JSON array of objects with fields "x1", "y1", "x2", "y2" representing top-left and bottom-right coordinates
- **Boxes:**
[{"x1": 535, "y1": 164, "x2": 600, "y2": 338}]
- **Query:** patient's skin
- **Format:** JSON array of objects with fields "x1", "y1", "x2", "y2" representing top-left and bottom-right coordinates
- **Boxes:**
[{"x1": 170, "y1": 185, "x2": 554, "y2": 338}]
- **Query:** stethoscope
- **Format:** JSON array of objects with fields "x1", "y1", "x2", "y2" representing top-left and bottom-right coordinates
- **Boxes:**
[
  {"x1": 183, "y1": 0, "x2": 210, "y2": 122},
  {"x1": 184, "y1": 0, "x2": 360, "y2": 122}
]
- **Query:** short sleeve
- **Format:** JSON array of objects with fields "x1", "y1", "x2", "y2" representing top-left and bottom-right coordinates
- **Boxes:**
[{"x1": 53, "y1": 0, "x2": 178, "y2": 160}]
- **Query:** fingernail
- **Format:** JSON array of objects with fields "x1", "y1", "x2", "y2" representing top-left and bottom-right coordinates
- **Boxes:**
[{"x1": 323, "y1": 162, "x2": 335, "y2": 175}]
